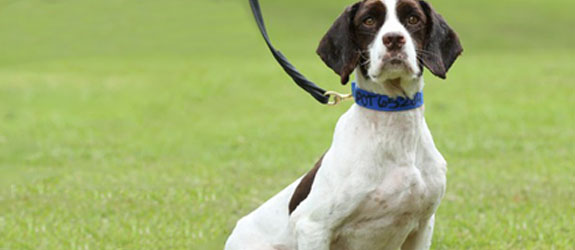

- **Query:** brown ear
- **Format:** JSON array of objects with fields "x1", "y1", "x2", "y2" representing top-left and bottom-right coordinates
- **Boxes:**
[
  {"x1": 316, "y1": 2, "x2": 361, "y2": 85},
  {"x1": 418, "y1": 1, "x2": 463, "y2": 79}
]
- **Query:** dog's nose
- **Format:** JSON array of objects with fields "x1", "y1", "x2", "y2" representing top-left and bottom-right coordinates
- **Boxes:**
[{"x1": 382, "y1": 33, "x2": 406, "y2": 50}]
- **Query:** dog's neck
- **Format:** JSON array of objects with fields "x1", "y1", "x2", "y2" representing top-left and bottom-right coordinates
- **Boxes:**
[
  {"x1": 351, "y1": 69, "x2": 426, "y2": 132},
  {"x1": 348, "y1": 71, "x2": 426, "y2": 166},
  {"x1": 355, "y1": 69, "x2": 424, "y2": 99}
]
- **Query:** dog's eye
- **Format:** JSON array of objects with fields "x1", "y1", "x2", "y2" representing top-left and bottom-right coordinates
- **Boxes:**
[
  {"x1": 407, "y1": 16, "x2": 420, "y2": 25},
  {"x1": 363, "y1": 17, "x2": 376, "y2": 26}
]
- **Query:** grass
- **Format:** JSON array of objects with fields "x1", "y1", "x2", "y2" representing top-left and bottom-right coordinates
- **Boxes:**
[{"x1": 0, "y1": 0, "x2": 573, "y2": 249}]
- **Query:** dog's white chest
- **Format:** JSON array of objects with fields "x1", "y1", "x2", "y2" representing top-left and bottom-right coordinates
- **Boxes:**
[
  {"x1": 333, "y1": 166, "x2": 445, "y2": 248},
  {"x1": 325, "y1": 106, "x2": 447, "y2": 249},
  {"x1": 365, "y1": 166, "x2": 444, "y2": 217}
]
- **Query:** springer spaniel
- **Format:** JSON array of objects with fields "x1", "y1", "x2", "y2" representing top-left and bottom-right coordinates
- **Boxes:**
[{"x1": 226, "y1": 0, "x2": 463, "y2": 249}]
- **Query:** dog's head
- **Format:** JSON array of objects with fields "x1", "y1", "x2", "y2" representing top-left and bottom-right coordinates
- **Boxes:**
[{"x1": 317, "y1": 0, "x2": 463, "y2": 85}]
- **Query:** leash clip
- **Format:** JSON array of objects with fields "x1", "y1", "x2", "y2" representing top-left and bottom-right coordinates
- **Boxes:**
[{"x1": 325, "y1": 91, "x2": 353, "y2": 106}]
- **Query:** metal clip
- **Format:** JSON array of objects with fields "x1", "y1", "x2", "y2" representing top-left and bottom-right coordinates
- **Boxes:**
[{"x1": 325, "y1": 91, "x2": 353, "y2": 106}]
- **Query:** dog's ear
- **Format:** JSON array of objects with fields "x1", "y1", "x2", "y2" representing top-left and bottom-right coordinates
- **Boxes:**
[
  {"x1": 316, "y1": 2, "x2": 361, "y2": 85},
  {"x1": 418, "y1": 1, "x2": 463, "y2": 79}
]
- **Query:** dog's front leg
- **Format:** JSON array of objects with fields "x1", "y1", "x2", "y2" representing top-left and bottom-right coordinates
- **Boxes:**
[
  {"x1": 293, "y1": 215, "x2": 332, "y2": 250},
  {"x1": 290, "y1": 184, "x2": 367, "y2": 250},
  {"x1": 401, "y1": 215, "x2": 436, "y2": 250}
]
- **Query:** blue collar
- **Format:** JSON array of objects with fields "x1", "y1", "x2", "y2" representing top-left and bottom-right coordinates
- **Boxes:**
[{"x1": 352, "y1": 82, "x2": 423, "y2": 112}]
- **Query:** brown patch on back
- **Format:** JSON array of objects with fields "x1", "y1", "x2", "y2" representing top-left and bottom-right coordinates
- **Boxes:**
[{"x1": 288, "y1": 154, "x2": 325, "y2": 214}]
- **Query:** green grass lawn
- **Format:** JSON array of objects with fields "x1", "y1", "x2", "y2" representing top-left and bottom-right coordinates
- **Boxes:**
[{"x1": 0, "y1": 0, "x2": 573, "y2": 249}]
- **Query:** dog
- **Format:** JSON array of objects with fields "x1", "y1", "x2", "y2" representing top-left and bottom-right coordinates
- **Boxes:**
[{"x1": 226, "y1": 0, "x2": 462, "y2": 249}]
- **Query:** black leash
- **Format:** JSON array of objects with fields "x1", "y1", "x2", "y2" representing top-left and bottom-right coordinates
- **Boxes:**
[{"x1": 248, "y1": 0, "x2": 331, "y2": 104}]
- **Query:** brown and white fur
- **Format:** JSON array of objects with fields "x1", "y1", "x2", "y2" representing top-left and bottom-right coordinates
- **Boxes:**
[{"x1": 226, "y1": 0, "x2": 462, "y2": 249}]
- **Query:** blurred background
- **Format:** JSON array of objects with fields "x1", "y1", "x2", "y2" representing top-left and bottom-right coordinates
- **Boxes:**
[{"x1": 0, "y1": 0, "x2": 573, "y2": 249}]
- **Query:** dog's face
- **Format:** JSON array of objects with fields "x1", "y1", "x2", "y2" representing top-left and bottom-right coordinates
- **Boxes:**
[{"x1": 317, "y1": 0, "x2": 463, "y2": 85}]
